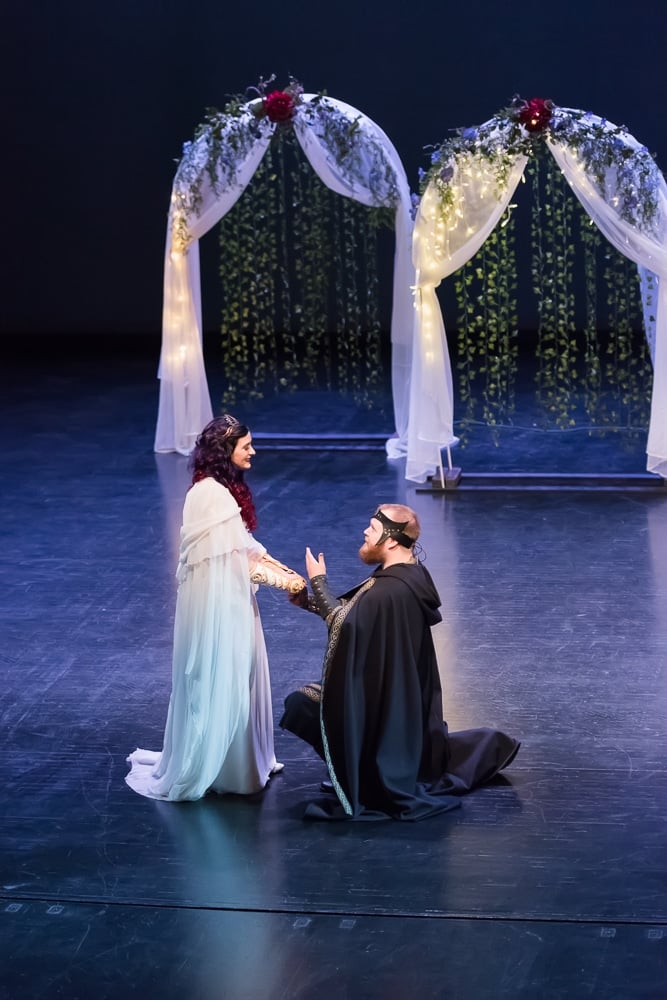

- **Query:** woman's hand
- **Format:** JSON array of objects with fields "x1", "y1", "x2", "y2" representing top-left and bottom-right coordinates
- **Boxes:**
[{"x1": 305, "y1": 546, "x2": 326, "y2": 580}]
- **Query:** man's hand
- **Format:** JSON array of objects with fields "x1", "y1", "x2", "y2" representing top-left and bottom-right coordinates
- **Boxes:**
[{"x1": 305, "y1": 546, "x2": 327, "y2": 580}]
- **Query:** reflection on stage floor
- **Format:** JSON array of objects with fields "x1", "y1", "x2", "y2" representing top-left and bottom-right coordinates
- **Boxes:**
[{"x1": 1, "y1": 352, "x2": 666, "y2": 998}]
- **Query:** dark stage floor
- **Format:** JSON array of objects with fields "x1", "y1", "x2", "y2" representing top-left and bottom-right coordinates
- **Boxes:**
[{"x1": 2, "y1": 350, "x2": 666, "y2": 998}]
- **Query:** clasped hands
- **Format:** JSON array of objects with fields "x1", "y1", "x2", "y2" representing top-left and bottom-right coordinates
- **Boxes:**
[{"x1": 250, "y1": 553, "x2": 307, "y2": 594}]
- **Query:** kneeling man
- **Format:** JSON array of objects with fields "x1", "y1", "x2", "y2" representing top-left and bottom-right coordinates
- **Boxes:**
[{"x1": 281, "y1": 504, "x2": 520, "y2": 820}]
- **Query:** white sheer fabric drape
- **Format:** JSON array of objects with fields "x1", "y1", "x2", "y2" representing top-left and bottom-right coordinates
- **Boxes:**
[
  {"x1": 406, "y1": 154, "x2": 527, "y2": 481},
  {"x1": 547, "y1": 123, "x2": 667, "y2": 477},
  {"x1": 637, "y1": 266, "x2": 658, "y2": 364},
  {"x1": 155, "y1": 95, "x2": 414, "y2": 456},
  {"x1": 155, "y1": 113, "x2": 274, "y2": 454}
]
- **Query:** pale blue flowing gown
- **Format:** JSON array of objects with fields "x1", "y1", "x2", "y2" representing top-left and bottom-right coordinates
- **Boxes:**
[{"x1": 126, "y1": 477, "x2": 280, "y2": 800}]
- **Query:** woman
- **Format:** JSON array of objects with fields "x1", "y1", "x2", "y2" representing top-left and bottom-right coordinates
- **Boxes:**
[{"x1": 126, "y1": 414, "x2": 305, "y2": 801}]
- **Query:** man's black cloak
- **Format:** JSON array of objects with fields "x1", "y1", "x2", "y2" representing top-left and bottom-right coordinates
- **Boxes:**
[{"x1": 281, "y1": 562, "x2": 519, "y2": 821}]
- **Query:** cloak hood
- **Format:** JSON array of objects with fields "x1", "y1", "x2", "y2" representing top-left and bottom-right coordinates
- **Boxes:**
[{"x1": 375, "y1": 562, "x2": 442, "y2": 627}]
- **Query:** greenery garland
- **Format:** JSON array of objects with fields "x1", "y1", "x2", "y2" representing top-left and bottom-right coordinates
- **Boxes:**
[
  {"x1": 424, "y1": 97, "x2": 661, "y2": 233},
  {"x1": 218, "y1": 130, "x2": 390, "y2": 405}
]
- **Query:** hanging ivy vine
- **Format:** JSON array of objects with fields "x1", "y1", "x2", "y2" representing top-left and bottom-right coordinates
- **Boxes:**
[
  {"x1": 529, "y1": 152, "x2": 578, "y2": 429},
  {"x1": 579, "y1": 205, "x2": 603, "y2": 423},
  {"x1": 454, "y1": 205, "x2": 519, "y2": 441},
  {"x1": 218, "y1": 130, "x2": 390, "y2": 406},
  {"x1": 449, "y1": 150, "x2": 652, "y2": 441},
  {"x1": 602, "y1": 249, "x2": 652, "y2": 432}
]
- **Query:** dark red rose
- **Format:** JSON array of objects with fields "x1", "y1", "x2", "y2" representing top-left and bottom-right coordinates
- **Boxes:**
[
  {"x1": 517, "y1": 97, "x2": 554, "y2": 133},
  {"x1": 263, "y1": 90, "x2": 296, "y2": 123}
]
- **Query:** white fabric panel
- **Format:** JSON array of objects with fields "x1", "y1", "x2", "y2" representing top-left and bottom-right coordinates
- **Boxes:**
[
  {"x1": 415, "y1": 156, "x2": 528, "y2": 283},
  {"x1": 405, "y1": 155, "x2": 527, "y2": 481},
  {"x1": 547, "y1": 124, "x2": 667, "y2": 477},
  {"x1": 155, "y1": 116, "x2": 274, "y2": 454},
  {"x1": 294, "y1": 96, "x2": 401, "y2": 205},
  {"x1": 637, "y1": 266, "x2": 658, "y2": 364},
  {"x1": 155, "y1": 238, "x2": 214, "y2": 455},
  {"x1": 647, "y1": 280, "x2": 667, "y2": 477}
]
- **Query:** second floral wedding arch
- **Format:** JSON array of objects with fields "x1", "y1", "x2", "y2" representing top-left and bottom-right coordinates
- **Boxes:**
[{"x1": 409, "y1": 98, "x2": 667, "y2": 482}]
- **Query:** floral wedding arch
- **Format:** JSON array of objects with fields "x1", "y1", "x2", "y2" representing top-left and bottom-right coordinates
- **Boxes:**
[
  {"x1": 409, "y1": 98, "x2": 667, "y2": 482},
  {"x1": 154, "y1": 82, "x2": 415, "y2": 457}
]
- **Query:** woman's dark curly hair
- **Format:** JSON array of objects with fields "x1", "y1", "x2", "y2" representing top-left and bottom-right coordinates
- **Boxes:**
[{"x1": 189, "y1": 414, "x2": 257, "y2": 531}]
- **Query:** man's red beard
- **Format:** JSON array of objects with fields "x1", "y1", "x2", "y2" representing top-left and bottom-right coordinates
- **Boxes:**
[{"x1": 358, "y1": 540, "x2": 386, "y2": 565}]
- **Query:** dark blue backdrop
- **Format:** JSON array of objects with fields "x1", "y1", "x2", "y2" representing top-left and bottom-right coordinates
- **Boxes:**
[{"x1": 4, "y1": 0, "x2": 666, "y2": 339}]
